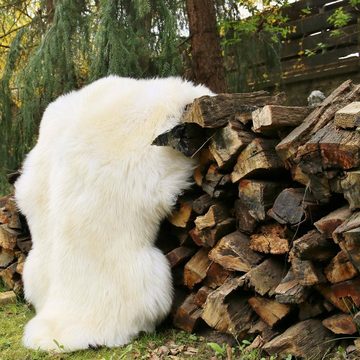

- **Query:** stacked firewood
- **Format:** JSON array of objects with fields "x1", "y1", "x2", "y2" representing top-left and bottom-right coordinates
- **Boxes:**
[
  {"x1": 155, "y1": 80, "x2": 360, "y2": 359},
  {"x1": 0, "y1": 194, "x2": 30, "y2": 300},
  {"x1": 1, "y1": 80, "x2": 359, "y2": 358}
]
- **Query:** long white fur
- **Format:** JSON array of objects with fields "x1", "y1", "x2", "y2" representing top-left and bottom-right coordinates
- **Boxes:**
[{"x1": 15, "y1": 76, "x2": 213, "y2": 352}]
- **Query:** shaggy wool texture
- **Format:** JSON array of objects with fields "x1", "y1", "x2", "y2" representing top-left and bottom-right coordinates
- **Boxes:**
[{"x1": 15, "y1": 76, "x2": 213, "y2": 352}]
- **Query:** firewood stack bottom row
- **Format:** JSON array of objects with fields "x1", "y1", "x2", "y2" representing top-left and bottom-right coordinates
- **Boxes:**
[{"x1": 1, "y1": 80, "x2": 360, "y2": 358}]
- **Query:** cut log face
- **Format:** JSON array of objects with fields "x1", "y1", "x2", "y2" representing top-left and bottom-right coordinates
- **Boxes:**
[
  {"x1": 181, "y1": 92, "x2": 285, "y2": 128},
  {"x1": 238, "y1": 180, "x2": 286, "y2": 222},
  {"x1": 183, "y1": 248, "x2": 212, "y2": 289},
  {"x1": 168, "y1": 201, "x2": 193, "y2": 228},
  {"x1": 0, "y1": 225, "x2": 18, "y2": 251},
  {"x1": 263, "y1": 319, "x2": 334, "y2": 359},
  {"x1": 245, "y1": 258, "x2": 285, "y2": 296},
  {"x1": 297, "y1": 121, "x2": 360, "y2": 174},
  {"x1": 166, "y1": 247, "x2": 195, "y2": 268},
  {"x1": 331, "y1": 277, "x2": 360, "y2": 307},
  {"x1": 291, "y1": 258, "x2": 325, "y2": 286},
  {"x1": 324, "y1": 251, "x2": 358, "y2": 284},
  {"x1": 322, "y1": 313, "x2": 358, "y2": 335},
  {"x1": 334, "y1": 101, "x2": 360, "y2": 129},
  {"x1": 276, "y1": 80, "x2": 360, "y2": 164},
  {"x1": 314, "y1": 206, "x2": 352, "y2": 238},
  {"x1": 209, "y1": 231, "x2": 264, "y2": 272},
  {"x1": 173, "y1": 293, "x2": 203, "y2": 332},
  {"x1": 274, "y1": 268, "x2": 309, "y2": 304},
  {"x1": 231, "y1": 138, "x2": 284, "y2": 183},
  {"x1": 250, "y1": 223, "x2": 289, "y2": 255},
  {"x1": 194, "y1": 204, "x2": 229, "y2": 231},
  {"x1": 248, "y1": 296, "x2": 291, "y2": 327},
  {"x1": 201, "y1": 277, "x2": 255, "y2": 336},
  {"x1": 268, "y1": 188, "x2": 318, "y2": 226},
  {"x1": 252, "y1": 105, "x2": 311, "y2": 134},
  {"x1": 290, "y1": 230, "x2": 338, "y2": 262},
  {"x1": 340, "y1": 171, "x2": 360, "y2": 210},
  {"x1": 209, "y1": 121, "x2": 254, "y2": 170}
]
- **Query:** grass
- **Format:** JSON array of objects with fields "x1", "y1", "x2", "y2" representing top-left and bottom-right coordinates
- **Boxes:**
[{"x1": 0, "y1": 301, "x2": 226, "y2": 360}]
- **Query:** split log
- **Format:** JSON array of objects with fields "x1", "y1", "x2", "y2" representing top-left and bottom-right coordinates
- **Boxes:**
[
  {"x1": 274, "y1": 268, "x2": 309, "y2": 304},
  {"x1": 181, "y1": 92, "x2": 285, "y2": 128},
  {"x1": 238, "y1": 179, "x2": 286, "y2": 222},
  {"x1": 152, "y1": 123, "x2": 206, "y2": 157},
  {"x1": 268, "y1": 188, "x2": 320, "y2": 226},
  {"x1": 194, "y1": 285, "x2": 213, "y2": 307},
  {"x1": 183, "y1": 248, "x2": 211, "y2": 289},
  {"x1": 209, "y1": 231, "x2": 263, "y2": 272},
  {"x1": 201, "y1": 277, "x2": 256, "y2": 336},
  {"x1": 315, "y1": 284, "x2": 350, "y2": 313},
  {"x1": 248, "y1": 320, "x2": 278, "y2": 343},
  {"x1": 189, "y1": 218, "x2": 236, "y2": 248},
  {"x1": 204, "y1": 262, "x2": 232, "y2": 289},
  {"x1": 248, "y1": 297, "x2": 291, "y2": 327},
  {"x1": 208, "y1": 121, "x2": 254, "y2": 170},
  {"x1": 331, "y1": 277, "x2": 360, "y2": 307},
  {"x1": 252, "y1": 105, "x2": 311, "y2": 133},
  {"x1": 289, "y1": 230, "x2": 338, "y2": 262},
  {"x1": 231, "y1": 138, "x2": 285, "y2": 183},
  {"x1": 202, "y1": 165, "x2": 234, "y2": 199},
  {"x1": 0, "y1": 225, "x2": 18, "y2": 251},
  {"x1": 276, "y1": 80, "x2": 360, "y2": 164},
  {"x1": 0, "y1": 262, "x2": 18, "y2": 290},
  {"x1": 314, "y1": 206, "x2": 352, "y2": 238},
  {"x1": 324, "y1": 251, "x2": 358, "y2": 284},
  {"x1": 245, "y1": 258, "x2": 285, "y2": 296},
  {"x1": 298, "y1": 299, "x2": 327, "y2": 320},
  {"x1": 192, "y1": 194, "x2": 215, "y2": 215},
  {"x1": 334, "y1": 101, "x2": 360, "y2": 129},
  {"x1": 291, "y1": 258, "x2": 325, "y2": 286},
  {"x1": 166, "y1": 247, "x2": 195, "y2": 268},
  {"x1": 194, "y1": 204, "x2": 229, "y2": 231},
  {"x1": 340, "y1": 170, "x2": 360, "y2": 209},
  {"x1": 173, "y1": 293, "x2": 203, "y2": 332},
  {"x1": 0, "y1": 248, "x2": 15, "y2": 268},
  {"x1": 322, "y1": 313, "x2": 357, "y2": 335},
  {"x1": 193, "y1": 148, "x2": 214, "y2": 187},
  {"x1": 263, "y1": 319, "x2": 334, "y2": 359},
  {"x1": 16, "y1": 235, "x2": 32, "y2": 253},
  {"x1": 234, "y1": 200, "x2": 257, "y2": 234},
  {"x1": 168, "y1": 200, "x2": 193, "y2": 228},
  {"x1": 250, "y1": 223, "x2": 289, "y2": 255},
  {"x1": 297, "y1": 121, "x2": 360, "y2": 175},
  {"x1": 0, "y1": 291, "x2": 17, "y2": 305}
]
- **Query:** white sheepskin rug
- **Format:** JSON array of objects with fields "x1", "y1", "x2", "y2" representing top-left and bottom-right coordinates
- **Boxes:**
[{"x1": 15, "y1": 76, "x2": 213, "y2": 352}]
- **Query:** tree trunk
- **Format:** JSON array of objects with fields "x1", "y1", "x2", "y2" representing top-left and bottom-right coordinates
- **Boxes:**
[{"x1": 186, "y1": 0, "x2": 227, "y2": 93}]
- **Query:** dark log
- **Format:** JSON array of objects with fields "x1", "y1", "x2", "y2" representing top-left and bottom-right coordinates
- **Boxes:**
[
  {"x1": 192, "y1": 194, "x2": 215, "y2": 215},
  {"x1": 183, "y1": 248, "x2": 211, "y2": 289},
  {"x1": 245, "y1": 258, "x2": 285, "y2": 297},
  {"x1": 249, "y1": 223, "x2": 289, "y2": 255},
  {"x1": 289, "y1": 230, "x2": 338, "y2": 262},
  {"x1": 263, "y1": 319, "x2": 334, "y2": 359},
  {"x1": 298, "y1": 299, "x2": 327, "y2": 321},
  {"x1": 202, "y1": 164, "x2": 234, "y2": 199},
  {"x1": 331, "y1": 277, "x2": 360, "y2": 307},
  {"x1": 0, "y1": 225, "x2": 18, "y2": 251},
  {"x1": 324, "y1": 251, "x2": 358, "y2": 284},
  {"x1": 0, "y1": 248, "x2": 15, "y2": 268},
  {"x1": 252, "y1": 105, "x2": 311, "y2": 134},
  {"x1": 315, "y1": 284, "x2": 350, "y2": 313},
  {"x1": 181, "y1": 92, "x2": 285, "y2": 128},
  {"x1": 173, "y1": 293, "x2": 203, "y2": 332},
  {"x1": 208, "y1": 121, "x2": 254, "y2": 170},
  {"x1": 268, "y1": 188, "x2": 320, "y2": 226},
  {"x1": 314, "y1": 206, "x2": 352, "y2": 238},
  {"x1": 189, "y1": 217, "x2": 236, "y2": 248},
  {"x1": 166, "y1": 247, "x2": 196, "y2": 268},
  {"x1": 234, "y1": 199, "x2": 257, "y2": 234},
  {"x1": 231, "y1": 138, "x2": 285, "y2": 183},
  {"x1": 238, "y1": 179, "x2": 286, "y2": 222},
  {"x1": 152, "y1": 123, "x2": 207, "y2": 157},
  {"x1": 248, "y1": 297, "x2": 291, "y2": 327},
  {"x1": 274, "y1": 268, "x2": 309, "y2": 304},
  {"x1": 322, "y1": 313, "x2": 358, "y2": 335},
  {"x1": 194, "y1": 285, "x2": 213, "y2": 307},
  {"x1": 334, "y1": 101, "x2": 360, "y2": 129},
  {"x1": 209, "y1": 231, "x2": 263, "y2": 272},
  {"x1": 248, "y1": 320, "x2": 279, "y2": 343},
  {"x1": 276, "y1": 80, "x2": 360, "y2": 164},
  {"x1": 201, "y1": 277, "x2": 256, "y2": 336}
]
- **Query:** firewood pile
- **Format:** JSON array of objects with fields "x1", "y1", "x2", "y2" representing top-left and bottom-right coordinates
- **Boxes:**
[
  {"x1": 1, "y1": 79, "x2": 360, "y2": 358},
  {"x1": 155, "y1": 80, "x2": 360, "y2": 358}
]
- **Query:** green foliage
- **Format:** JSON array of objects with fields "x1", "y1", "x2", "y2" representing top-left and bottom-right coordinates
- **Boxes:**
[
  {"x1": 327, "y1": 7, "x2": 352, "y2": 28},
  {"x1": 207, "y1": 342, "x2": 227, "y2": 358}
]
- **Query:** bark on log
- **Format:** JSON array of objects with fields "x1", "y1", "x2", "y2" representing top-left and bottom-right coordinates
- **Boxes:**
[{"x1": 173, "y1": 293, "x2": 203, "y2": 332}]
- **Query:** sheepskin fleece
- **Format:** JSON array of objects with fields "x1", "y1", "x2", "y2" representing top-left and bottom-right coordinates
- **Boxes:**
[{"x1": 15, "y1": 76, "x2": 213, "y2": 352}]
